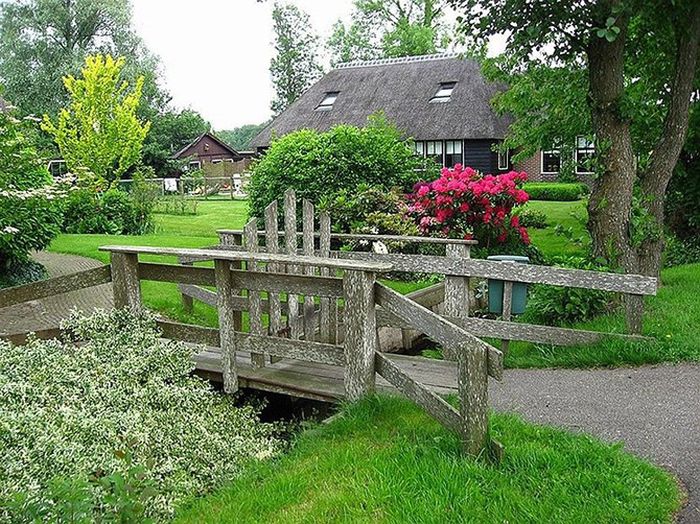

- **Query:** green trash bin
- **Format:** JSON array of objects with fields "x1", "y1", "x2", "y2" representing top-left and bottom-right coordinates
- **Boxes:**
[{"x1": 487, "y1": 255, "x2": 529, "y2": 315}]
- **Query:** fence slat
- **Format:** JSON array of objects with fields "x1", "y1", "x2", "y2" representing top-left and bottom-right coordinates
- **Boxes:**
[
  {"x1": 284, "y1": 189, "x2": 301, "y2": 339},
  {"x1": 343, "y1": 270, "x2": 378, "y2": 401},
  {"x1": 0, "y1": 265, "x2": 112, "y2": 309},
  {"x1": 375, "y1": 282, "x2": 503, "y2": 381},
  {"x1": 214, "y1": 259, "x2": 238, "y2": 393},
  {"x1": 244, "y1": 218, "x2": 265, "y2": 369},
  {"x1": 318, "y1": 211, "x2": 333, "y2": 343},
  {"x1": 111, "y1": 253, "x2": 141, "y2": 310},
  {"x1": 375, "y1": 352, "x2": 461, "y2": 434},
  {"x1": 456, "y1": 340, "x2": 489, "y2": 457},
  {"x1": 302, "y1": 199, "x2": 316, "y2": 341},
  {"x1": 265, "y1": 201, "x2": 283, "y2": 338}
]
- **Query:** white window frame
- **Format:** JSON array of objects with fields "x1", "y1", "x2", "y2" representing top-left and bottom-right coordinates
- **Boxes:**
[
  {"x1": 47, "y1": 159, "x2": 67, "y2": 177},
  {"x1": 575, "y1": 136, "x2": 595, "y2": 174},
  {"x1": 430, "y1": 82, "x2": 456, "y2": 103},
  {"x1": 212, "y1": 159, "x2": 223, "y2": 164},
  {"x1": 540, "y1": 149, "x2": 561, "y2": 175},
  {"x1": 187, "y1": 160, "x2": 201, "y2": 171},
  {"x1": 497, "y1": 148, "x2": 510, "y2": 170},
  {"x1": 425, "y1": 140, "x2": 444, "y2": 165},
  {"x1": 316, "y1": 91, "x2": 339, "y2": 111},
  {"x1": 444, "y1": 140, "x2": 463, "y2": 167}
]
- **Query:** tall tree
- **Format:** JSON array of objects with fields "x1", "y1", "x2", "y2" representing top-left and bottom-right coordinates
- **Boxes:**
[
  {"x1": 0, "y1": 0, "x2": 165, "y2": 119},
  {"x1": 217, "y1": 123, "x2": 269, "y2": 151},
  {"x1": 328, "y1": 0, "x2": 452, "y2": 64},
  {"x1": 42, "y1": 55, "x2": 151, "y2": 184},
  {"x1": 453, "y1": 0, "x2": 700, "y2": 329},
  {"x1": 270, "y1": 2, "x2": 323, "y2": 115},
  {"x1": 455, "y1": 1, "x2": 699, "y2": 275}
]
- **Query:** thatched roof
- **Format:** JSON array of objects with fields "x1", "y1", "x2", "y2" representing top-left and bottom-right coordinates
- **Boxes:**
[{"x1": 251, "y1": 54, "x2": 511, "y2": 148}]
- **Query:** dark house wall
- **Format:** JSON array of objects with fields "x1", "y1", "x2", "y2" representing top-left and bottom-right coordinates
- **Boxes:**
[
  {"x1": 176, "y1": 135, "x2": 241, "y2": 164},
  {"x1": 464, "y1": 139, "x2": 511, "y2": 174}
]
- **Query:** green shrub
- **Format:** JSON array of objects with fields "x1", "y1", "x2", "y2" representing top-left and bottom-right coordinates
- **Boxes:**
[
  {"x1": 516, "y1": 208, "x2": 548, "y2": 229},
  {"x1": 0, "y1": 99, "x2": 63, "y2": 282},
  {"x1": 664, "y1": 235, "x2": 700, "y2": 268},
  {"x1": 155, "y1": 195, "x2": 199, "y2": 216},
  {"x1": 523, "y1": 182, "x2": 588, "y2": 201},
  {"x1": 247, "y1": 114, "x2": 429, "y2": 220},
  {"x1": 0, "y1": 308, "x2": 281, "y2": 522},
  {"x1": 523, "y1": 256, "x2": 615, "y2": 325},
  {"x1": 62, "y1": 185, "x2": 154, "y2": 235}
]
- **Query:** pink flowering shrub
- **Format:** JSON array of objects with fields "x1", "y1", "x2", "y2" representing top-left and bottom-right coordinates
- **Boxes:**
[{"x1": 407, "y1": 165, "x2": 531, "y2": 247}]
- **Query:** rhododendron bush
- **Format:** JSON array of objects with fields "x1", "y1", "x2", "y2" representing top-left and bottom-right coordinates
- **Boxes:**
[{"x1": 407, "y1": 165, "x2": 531, "y2": 248}]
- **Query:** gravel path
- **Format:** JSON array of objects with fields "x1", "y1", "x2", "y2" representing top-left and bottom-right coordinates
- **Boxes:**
[
  {"x1": 1, "y1": 252, "x2": 697, "y2": 521},
  {"x1": 490, "y1": 363, "x2": 700, "y2": 523},
  {"x1": 0, "y1": 251, "x2": 113, "y2": 336}
]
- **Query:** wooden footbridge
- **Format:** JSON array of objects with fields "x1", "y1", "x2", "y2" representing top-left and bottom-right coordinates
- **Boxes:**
[{"x1": 0, "y1": 189, "x2": 658, "y2": 456}]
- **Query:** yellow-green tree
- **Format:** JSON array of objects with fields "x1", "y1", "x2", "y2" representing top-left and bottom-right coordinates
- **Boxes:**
[{"x1": 42, "y1": 55, "x2": 151, "y2": 185}]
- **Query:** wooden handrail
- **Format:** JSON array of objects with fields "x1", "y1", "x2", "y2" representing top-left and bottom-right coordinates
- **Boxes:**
[
  {"x1": 218, "y1": 229, "x2": 478, "y2": 245},
  {"x1": 99, "y1": 245, "x2": 393, "y2": 273}
]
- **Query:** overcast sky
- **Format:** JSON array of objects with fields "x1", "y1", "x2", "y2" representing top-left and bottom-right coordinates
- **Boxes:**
[{"x1": 132, "y1": 0, "x2": 355, "y2": 130}]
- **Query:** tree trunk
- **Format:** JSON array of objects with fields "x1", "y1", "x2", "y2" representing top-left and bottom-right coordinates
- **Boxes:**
[
  {"x1": 586, "y1": 10, "x2": 638, "y2": 273},
  {"x1": 638, "y1": 4, "x2": 700, "y2": 278}
]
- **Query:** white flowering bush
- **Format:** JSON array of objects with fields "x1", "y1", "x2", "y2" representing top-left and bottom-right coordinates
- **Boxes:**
[
  {"x1": 0, "y1": 97, "x2": 63, "y2": 286},
  {"x1": 0, "y1": 308, "x2": 281, "y2": 522}
]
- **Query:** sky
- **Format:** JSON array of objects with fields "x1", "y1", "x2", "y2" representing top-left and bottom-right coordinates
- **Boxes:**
[{"x1": 132, "y1": 0, "x2": 355, "y2": 131}]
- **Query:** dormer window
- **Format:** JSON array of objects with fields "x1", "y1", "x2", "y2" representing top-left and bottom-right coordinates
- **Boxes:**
[
  {"x1": 316, "y1": 91, "x2": 339, "y2": 111},
  {"x1": 430, "y1": 82, "x2": 456, "y2": 103}
]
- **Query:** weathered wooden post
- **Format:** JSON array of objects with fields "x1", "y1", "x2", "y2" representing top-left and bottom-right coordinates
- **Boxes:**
[
  {"x1": 455, "y1": 340, "x2": 489, "y2": 457},
  {"x1": 110, "y1": 252, "x2": 141, "y2": 310},
  {"x1": 220, "y1": 231, "x2": 243, "y2": 331},
  {"x1": 343, "y1": 269, "x2": 378, "y2": 401},
  {"x1": 214, "y1": 258, "x2": 238, "y2": 393},
  {"x1": 444, "y1": 242, "x2": 471, "y2": 358},
  {"x1": 244, "y1": 218, "x2": 265, "y2": 369},
  {"x1": 284, "y1": 189, "x2": 301, "y2": 339},
  {"x1": 302, "y1": 200, "x2": 316, "y2": 341},
  {"x1": 501, "y1": 281, "x2": 513, "y2": 354},
  {"x1": 179, "y1": 256, "x2": 194, "y2": 314}
]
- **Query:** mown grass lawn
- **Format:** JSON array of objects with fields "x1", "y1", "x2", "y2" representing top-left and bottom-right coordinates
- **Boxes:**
[{"x1": 174, "y1": 395, "x2": 681, "y2": 523}]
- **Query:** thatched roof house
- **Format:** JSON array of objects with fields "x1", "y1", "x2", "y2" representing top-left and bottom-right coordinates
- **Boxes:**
[{"x1": 251, "y1": 54, "x2": 515, "y2": 174}]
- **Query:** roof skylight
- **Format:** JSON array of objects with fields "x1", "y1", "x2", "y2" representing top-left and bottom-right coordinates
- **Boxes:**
[
  {"x1": 430, "y1": 82, "x2": 456, "y2": 103},
  {"x1": 316, "y1": 91, "x2": 339, "y2": 111}
]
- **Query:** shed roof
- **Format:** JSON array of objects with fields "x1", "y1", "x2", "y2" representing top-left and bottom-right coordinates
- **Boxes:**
[
  {"x1": 172, "y1": 132, "x2": 241, "y2": 159},
  {"x1": 251, "y1": 54, "x2": 511, "y2": 147}
]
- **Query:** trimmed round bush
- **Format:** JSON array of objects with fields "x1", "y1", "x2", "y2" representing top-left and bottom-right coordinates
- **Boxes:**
[
  {"x1": 247, "y1": 115, "x2": 428, "y2": 220},
  {"x1": 0, "y1": 309, "x2": 281, "y2": 522},
  {"x1": 523, "y1": 182, "x2": 588, "y2": 201}
]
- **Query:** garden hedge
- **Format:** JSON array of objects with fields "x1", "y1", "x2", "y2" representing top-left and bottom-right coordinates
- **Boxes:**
[{"x1": 523, "y1": 182, "x2": 589, "y2": 201}]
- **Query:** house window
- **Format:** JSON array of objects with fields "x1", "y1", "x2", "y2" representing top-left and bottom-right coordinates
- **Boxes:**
[
  {"x1": 316, "y1": 91, "x2": 339, "y2": 111},
  {"x1": 425, "y1": 141, "x2": 443, "y2": 165},
  {"x1": 541, "y1": 149, "x2": 561, "y2": 174},
  {"x1": 212, "y1": 159, "x2": 223, "y2": 164},
  {"x1": 187, "y1": 160, "x2": 201, "y2": 171},
  {"x1": 413, "y1": 141, "x2": 425, "y2": 157},
  {"x1": 47, "y1": 159, "x2": 67, "y2": 178},
  {"x1": 430, "y1": 82, "x2": 456, "y2": 103},
  {"x1": 576, "y1": 136, "x2": 595, "y2": 174},
  {"x1": 498, "y1": 148, "x2": 510, "y2": 170},
  {"x1": 444, "y1": 140, "x2": 463, "y2": 168}
]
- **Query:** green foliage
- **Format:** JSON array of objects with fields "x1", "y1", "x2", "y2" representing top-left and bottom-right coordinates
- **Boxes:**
[
  {"x1": 143, "y1": 109, "x2": 210, "y2": 177},
  {"x1": 0, "y1": 0, "x2": 166, "y2": 121},
  {"x1": 0, "y1": 308, "x2": 281, "y2": 522},
  {"x1": 0, "y1": 99, "x2": 63, "y2": 276},
  {"x1": 523, "y1": 256, "x2": 615, "y2": 326},
  {"x1": 61, "y1": 184, "x2": 155, "y2": 235},
  {"x1": 217, "y1": 123, "x2": 269, "y2": 151},
  {"x1": 523, "y1": 182, "x2": 588, "y2": 201},
  {"x1": 328, "y1": 0, "x2": 452, "y2": 65},
  {"x1": 175, "y1": 395, "x2": 680, "y2": 524},
  {"x1": 516, "y1": 208, "x2": 548, "y2": 229},
  {"x1": 155, "y1": 195, "x2": 199, "y2": 216},
  {"x1": 42, "y1": 54, "x2": 151, "y2": 185},
  {"x1": 248, "y1": 115, "x2": 424, "y2": 220},
  {"x1": 663, "y1": 235, "x2": 700, "y2": 269},
  {"x1": 270, "y1": 3, "x2": 323, "y2": 115}
]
